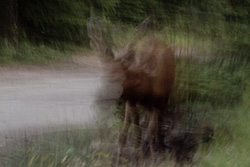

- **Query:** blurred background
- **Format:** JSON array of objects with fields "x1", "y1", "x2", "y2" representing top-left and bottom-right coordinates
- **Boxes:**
[
  {"x1": 0, "y1": 0, "x2": 249, "y2": 166},
  {"x1": 0, "y1": 0, "x2": 249, "y2": 63}
]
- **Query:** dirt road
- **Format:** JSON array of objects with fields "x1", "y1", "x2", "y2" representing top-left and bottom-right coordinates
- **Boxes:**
[{"x1": 0, "y1": 56, "x2": 122, "y2": 148}]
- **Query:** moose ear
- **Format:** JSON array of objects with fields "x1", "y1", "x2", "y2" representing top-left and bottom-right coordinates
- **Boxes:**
[
  {"x1": 87, "y1": 17, "x2": 107, "y2": 55},
  {"x1": 126, "y1": 17, "x2": 151, "y2": 50},
  {"x1": 136, "y1": 16, "x2": 150, "y2": 34}
]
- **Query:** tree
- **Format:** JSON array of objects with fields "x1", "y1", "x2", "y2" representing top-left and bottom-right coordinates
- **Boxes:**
[{"x1": 0, "y1": 0, "x2": 18, "y2": 45}]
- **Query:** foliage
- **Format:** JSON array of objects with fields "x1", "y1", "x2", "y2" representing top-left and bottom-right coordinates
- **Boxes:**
[
  {"x1": 0, "y1": 0, "x2": 249, "y2": 62},
  {"x1": 0, "y1": 39, "x2": 68, "y2": 64},
  {"x1": 0, "y1": 39, "x2": 16, "y2": 63},
  {"x1": 1, "y1": 129, "x2": 96, "y2": 167},
  {"x1": 1, "y1": 0, "x2": 249, "y2": 45},
  {"x1": 174, "y1": 58, "x2": 246, "y2": 108},
  {"x1": 19, "y1": 0, "x2": 89, "y2": 46},
  {"x1": 195, "y1": 85, "x2": 250, "y2": 167}
]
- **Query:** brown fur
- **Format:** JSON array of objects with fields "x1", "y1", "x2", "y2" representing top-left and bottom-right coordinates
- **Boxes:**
[{"x1": 117, "y1": 36, "x2": 175, "y2": 162}]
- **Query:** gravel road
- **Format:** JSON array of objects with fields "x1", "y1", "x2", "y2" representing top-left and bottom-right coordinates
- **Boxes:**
[{"x1": 0, "y1": 56, "x2": 123, "y2": 149}]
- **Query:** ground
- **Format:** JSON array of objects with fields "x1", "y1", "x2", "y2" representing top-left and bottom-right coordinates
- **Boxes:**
[{"x1": 0, "y1": 54, "x2": 122, "y2": 152}]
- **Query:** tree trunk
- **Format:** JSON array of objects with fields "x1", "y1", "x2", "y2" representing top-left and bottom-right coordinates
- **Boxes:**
[{"x1": 7, "y1": 0, "x2": 18, "y2": 46}]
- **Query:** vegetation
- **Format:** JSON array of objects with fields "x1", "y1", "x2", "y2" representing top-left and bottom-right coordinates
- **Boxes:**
[
  {"x1": 0, "y1": 0, "x2": 249, "y2": 166},
  {"x1": 0, "y1": 0, "x2": 249, "y2": 63},
  {"x1": 0, "y1": 40, "x2": 69, "y2": 64}
]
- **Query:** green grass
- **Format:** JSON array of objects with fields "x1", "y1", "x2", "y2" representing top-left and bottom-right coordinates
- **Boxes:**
[
  {"x1": 172, "y1": 47, "x2": 249, "y2": 167},
  {"x1": 0, "y1": 40, "x2": 71, "y2": 65},
  {"x1": 196, "y1": 93, "x2": 250, "y2": 167},
  {"x1": 0, "y1": 129, "x2": 107, "y2": 167},
  {"x1": 0, "y1": 40, "x2": 17, "y2": 63}
]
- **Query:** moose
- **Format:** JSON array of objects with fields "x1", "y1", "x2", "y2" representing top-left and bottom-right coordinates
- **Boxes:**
[{"x1": 87, "y1": 18, "x2": 175, "y2": 162}]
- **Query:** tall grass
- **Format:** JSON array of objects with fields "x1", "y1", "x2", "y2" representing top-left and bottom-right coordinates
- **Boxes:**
[
  {"x1": 0, "y1": 129, "x2": 103, "y2": 167},
  {"x1": 0, "y1": 39, "x2": 16, "y2": 63},
  {"x1": 0, "y1": 39, "x2": 69, "y2": 64},
  {"x1": 195, "y1": 85, "x2": 250, "y2": 167}
]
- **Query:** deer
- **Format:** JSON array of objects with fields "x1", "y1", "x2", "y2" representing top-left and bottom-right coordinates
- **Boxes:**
[{"x1": 87, "y1": 17, "x2": 175, "y2": 163}]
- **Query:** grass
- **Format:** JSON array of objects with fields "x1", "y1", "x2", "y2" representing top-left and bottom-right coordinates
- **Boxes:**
[
  {"x1": 0, "y1": 39, "x2": 72, "y2": 65},
  {"x1": 0, "y1": 40, "x2": 17, "y2": 64},
  {"x1": 172, "y1": 44, "x2": 249, "y2": 167},
  {"x1": 196, "y1": 94, "x2": 250, "y2": 167},
  {"x1": 0, "y1": 129, "x2": 107, "y2": 167}
]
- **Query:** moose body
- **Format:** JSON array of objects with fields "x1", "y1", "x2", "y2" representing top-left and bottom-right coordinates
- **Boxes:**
[
  {"x1": 117, "y1": 36, "x2": 175, "y2": 159},
  {"x1": 120, "y1": 37, "x2": 175, "y2": 109},
  {"x1": 87, "y1": 18, "x2": 175, "y2": 162}
]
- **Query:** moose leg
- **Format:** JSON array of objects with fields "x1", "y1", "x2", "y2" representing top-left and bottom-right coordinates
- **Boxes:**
[
  {"x1": 131, "y1": 110, "x2": 141, "y2": 148},
  {"x1": 157, "y1": 109, "x2": 165, "y2": 152},
  {"x1": 147, "y1": 109, "x2": 165, "y2": 159},
  {"x1": 131, "y1": 109, "x2": 142, "y2": 164},
  {"x1": 117, "y1": 101, "x2": 133, "y2": 164},
  {"x1": 147, "y1": 111, "x2": 158, "y2": 160}
]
